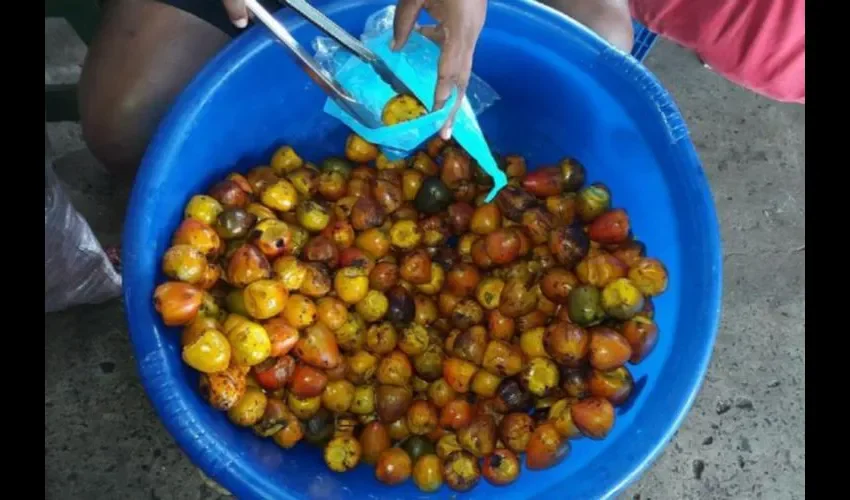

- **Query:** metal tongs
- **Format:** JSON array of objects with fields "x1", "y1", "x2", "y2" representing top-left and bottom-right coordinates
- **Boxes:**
[{"x1": 245, "y1": 0, "x2": 417, "y2": 129}]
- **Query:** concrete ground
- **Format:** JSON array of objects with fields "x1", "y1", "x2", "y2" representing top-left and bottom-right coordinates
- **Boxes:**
[{"x1": 45, "y1": 18, "x2": 804, "y2": 500}]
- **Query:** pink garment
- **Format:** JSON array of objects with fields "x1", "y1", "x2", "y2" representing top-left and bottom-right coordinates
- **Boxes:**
[{"x1": 631, "y1": 0, "x2": 805, "y2": 103}]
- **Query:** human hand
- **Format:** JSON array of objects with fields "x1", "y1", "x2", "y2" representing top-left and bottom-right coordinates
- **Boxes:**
[
  {"x1": 222, "y1": 0, "x2": 250, "y2": 29},
  {"x1": 393, "y1": 0, "x2": 488, "y2": 140}
]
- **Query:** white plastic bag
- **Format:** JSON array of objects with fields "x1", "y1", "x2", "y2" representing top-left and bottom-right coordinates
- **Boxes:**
[{"x1": 45, "y1": 136, "x2": 122, "y2": 313}]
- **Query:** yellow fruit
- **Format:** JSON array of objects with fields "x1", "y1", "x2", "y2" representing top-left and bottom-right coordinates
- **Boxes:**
[
  {"x1": 334, "y1": 267, "x2": 370, "y2": 304},
  {"x1": 181, "y1": 329, "x2": 231, "y2": 373},
  {"x1": 270, "y1": 145, "x2": 304, "y2": 175},
  {"x1": 227, "y1": 320, "x2": 272, "y2": 366}
]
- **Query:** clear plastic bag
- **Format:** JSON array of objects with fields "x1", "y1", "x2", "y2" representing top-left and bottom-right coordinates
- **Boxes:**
[{"x1": 45, "y1": 145, "x2": 122, "y2": 313}]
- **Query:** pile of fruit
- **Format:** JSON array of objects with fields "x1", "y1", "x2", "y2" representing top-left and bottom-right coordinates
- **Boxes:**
[{"x1": 153, "y1": 112, "x2": 668, "y2": 492}]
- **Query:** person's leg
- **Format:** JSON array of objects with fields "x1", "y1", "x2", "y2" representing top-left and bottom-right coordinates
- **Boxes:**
[
  {"x1": 78, "y1": 0, "x2": 231, "y2": 180},
  {"x1": 539, "y1": 0, "x2": 634, "y2": 53}
]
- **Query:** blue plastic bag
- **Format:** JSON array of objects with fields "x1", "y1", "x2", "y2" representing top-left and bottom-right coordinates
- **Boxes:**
[{"x1": 312, "y1": 6, "x2": 507, "y2": 200}]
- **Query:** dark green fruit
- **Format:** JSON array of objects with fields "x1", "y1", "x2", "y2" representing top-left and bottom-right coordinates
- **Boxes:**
[
  {"x1": 304, "y1": 408, "x2": 335, "y2": 446},
  {"x1": 413, "y1": 343, "x2": 445, "y2": 382},
  {"x1": 401, "y1": 435, "x2": 436, "y2": 462},
  {"x1": 558, "y1": 158, "x2": 586, "y2": 192},
  {"x1": 321, "y1": 157, "x2": 353, "y2": 179},
  {"x1": 215, "y1": 208, "x2": 256, "y2": 240},
  {"x1": 567, "y1": 285, "x2": 605, "y2": 326},
  {"x1": 577, "y1": 183, "x2": 611, "y2": 222},
  {"x1": 415, "y1": 177, "x2": 454, "y2": 215}
]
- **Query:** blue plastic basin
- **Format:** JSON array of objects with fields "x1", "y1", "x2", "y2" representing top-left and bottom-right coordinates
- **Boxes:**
[{"x1": 123, "y1": 0, "x2": 722, "y2": 498}]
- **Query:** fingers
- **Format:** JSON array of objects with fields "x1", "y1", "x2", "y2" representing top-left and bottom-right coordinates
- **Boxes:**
[
  {"x1": 434, "y1": 67, "x2": 469, "y2": 140},
  {"x1": 222, "y1": 0, "x2": 249, "y2": 28},
  {"x1": 433, "y1": 72, "x2": 455, "y2": 111},
  {"x1": 433, "y1": 39, "x2": 474, "y2": 139},
  {"x1": 438, "y1": 73, "x2": 469, "y2": 140},
  {"x1": 393, "y1": 0, "x2": 426, "y2": 50},
  {"x1": 418, "y1": 25, "x2": 446, "y2": 45}
]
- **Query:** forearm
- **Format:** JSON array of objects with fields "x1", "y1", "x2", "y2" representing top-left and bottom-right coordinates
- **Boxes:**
[{"x1": 539, "y1": 0, "x2": 634, "y2": 52}]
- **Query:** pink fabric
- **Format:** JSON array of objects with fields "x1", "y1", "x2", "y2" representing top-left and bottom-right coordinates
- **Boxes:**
[{"x1": 630, "y1": 0, "x2": 805, "y2": 104}]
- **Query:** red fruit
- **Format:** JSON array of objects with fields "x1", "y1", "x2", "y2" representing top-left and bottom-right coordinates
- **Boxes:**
[
  {"x1": 253, "y1": 355, "x2": 296, "y2": 391},
  {"x1": 289, "y1": 363, "x2": 328, "y2": 398},
  {"x1": 294, "y1": 323, "x2": 342, "y2": 369},
  {"x1": 482, "y1": 449, "x2": 520, "y2": 485},
  {"x1": 522, "y1": 167, "x2": 563, "y2": 198},
  {"x1": 619, "y1": 316, "x2": 659, "y2": 363},
  {"x1": 447, "y1": 202, "x2": 475, "y2": 234},
  {"x1": 338, "y1": 247, "x2": 375, "y2": 273},
  {"x1": 570, "y1": 397, "x2": 615, "y2": 438},
  {"x1": 153, "y1": 282, "x2": 204, "y2": 326},
  {"x1": 208, "y1": 180, "x2": 249, "y2": 209},
  {"x1": 485, "y1": 229, "x2": 522, "y2": 265},
  {"x1": 320, "y1": 219, "x2": 356, "y2": 249},
  {"x1": 588, "y1": 209, "x2": 631, "y2": 244},
  {"x1": 303, "y1": 236, "x2": 339, "y2": 269},
  {"x1": 526, "y1": 422, "x2": 569, "y2": 469},
  {"x1": 263, "y1": 318, "x2": 300, "y2": 357}
]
